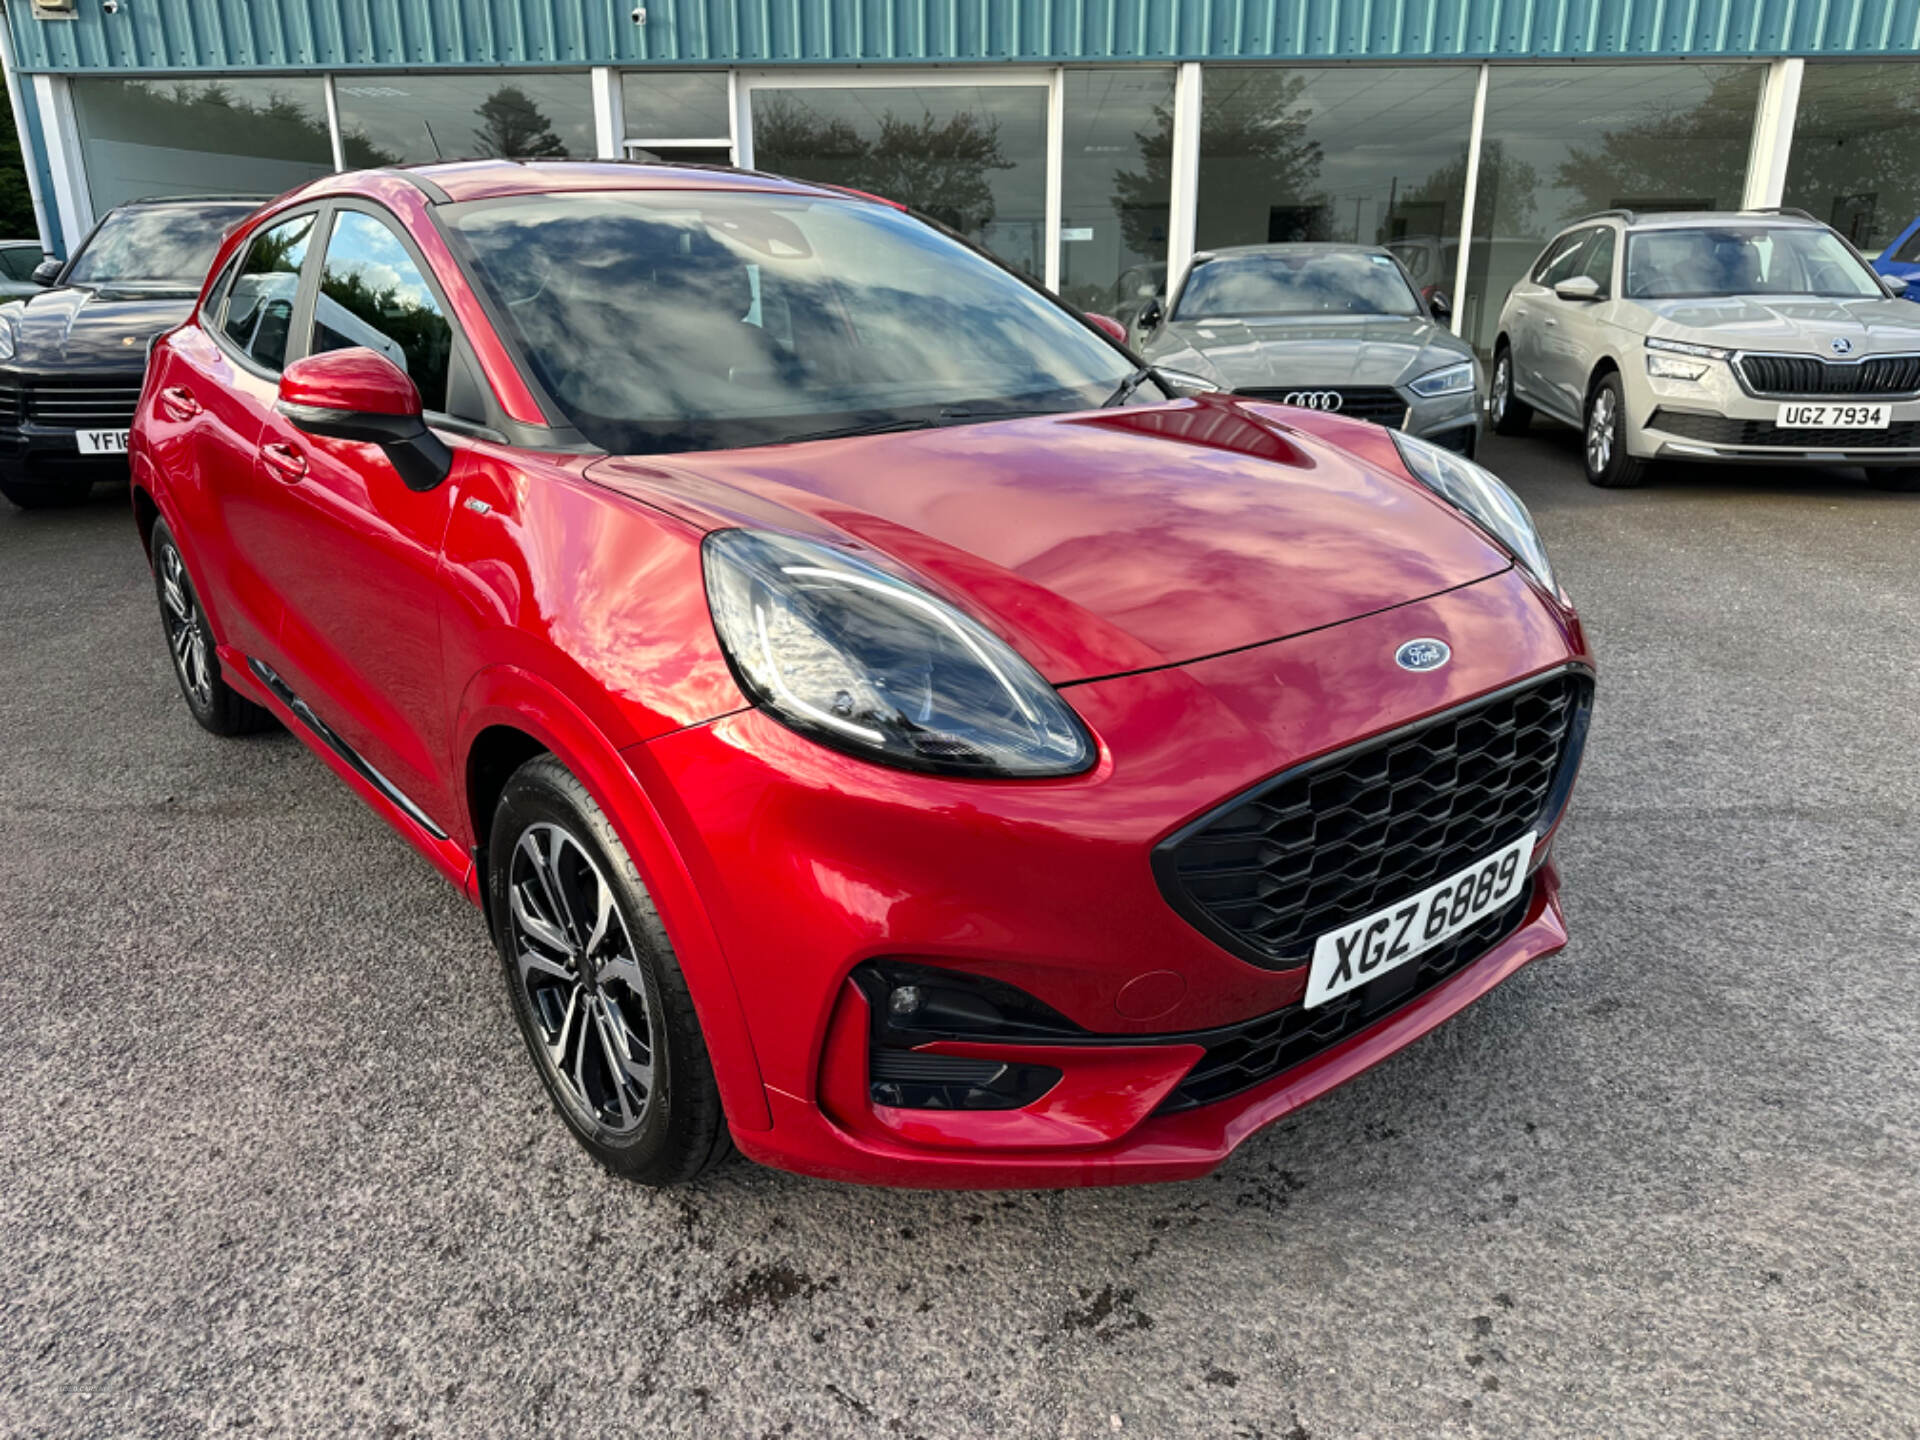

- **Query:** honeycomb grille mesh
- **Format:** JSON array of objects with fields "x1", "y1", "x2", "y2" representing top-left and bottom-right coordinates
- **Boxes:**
[{"x1": 1156, "y1": 674, "x2": 1587, "y2": 969}]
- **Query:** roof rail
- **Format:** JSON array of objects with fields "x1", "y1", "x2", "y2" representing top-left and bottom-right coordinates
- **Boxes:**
[
  {"x1": 124, "y1": 193, "x2": 274, "y2": 206},
  {"x1": 1562, "y1": 208, "x2": 1638, "y2": 228},
  {"x1": 1742, "y1": 206, "x2": 1819, "y2": 222}
]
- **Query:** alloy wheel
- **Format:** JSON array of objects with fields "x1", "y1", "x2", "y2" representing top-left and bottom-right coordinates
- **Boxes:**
[
  {"x1": 506, "y1": 822, "x2": 657, "y2": 1135},
  {"x1": 158, "y1": 544, "x2": 214, "y2": 709},
  {"x1": 1491, "y1": 354, "x2": 1510, "y2": 425},
  {"x1": 1586, "y1": 386, "x2": 1616, "y2": 474}
]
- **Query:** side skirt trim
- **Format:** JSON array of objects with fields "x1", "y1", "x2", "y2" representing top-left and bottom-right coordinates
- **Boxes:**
[{"x1": 245, "y1": 657, "x2": 450, "y2": 841}]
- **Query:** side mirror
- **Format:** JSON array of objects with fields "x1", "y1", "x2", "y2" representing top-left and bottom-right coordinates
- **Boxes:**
[
  {"x1": 1086, "y1": 312, "x2": 1128, "y2": 344},
  {"x1": 1553, "y1": 274, "x2": 1602, "y2": 303},
  {"x1": 1425, "y1": 287, "x2": 1453, "y2": 321},
  {"x1": 1138, "y1": 297, "x2": 1165, "y2": 331},
  {"x1": 276, "y1": 348, "x2": 452, "y2": 492},
  {"x1": 31, "y1": 258, "x2": 62, "y2": 287},
  {"x1": 1882, "y1": 273, "x2": 1910, "y2": 297}
]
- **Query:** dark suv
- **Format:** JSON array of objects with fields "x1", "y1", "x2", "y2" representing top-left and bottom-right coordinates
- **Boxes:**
[{"x1": 0, "y1": 196, "x2": 261, "y2": 510}]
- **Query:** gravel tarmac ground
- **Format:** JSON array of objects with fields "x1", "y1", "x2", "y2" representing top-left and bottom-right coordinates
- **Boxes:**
[{"x1": 1, "y1": 424, "x2": 1917, "y2": 1439}]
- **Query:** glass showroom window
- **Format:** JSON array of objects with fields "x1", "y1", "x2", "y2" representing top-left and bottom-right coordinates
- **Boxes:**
[
  {"x1": 747, "y1": 84, "x2": 1049, "y2": 279},
  {"x1": 1783, "y1": 62, "x2": 1920, "y2": 254},
  {"x1": 1460, "y1": 63, "x2": 1763, "y2": 353},
  {"x1": 623, "y1": 71, "x2": 733, "y2": 165},
  {"x1": 1058, "y1": 68, "x2": 1176, "y2": 320},
  {"x1": 334, "y1": 73, "x2": 595, "y2": 166},
  {"x1": 1194, "y1": 66, "x2": 1480, "y2": 295},
  {"x1": 72, "y1": 77, "x2": 334, "y2": 215}
]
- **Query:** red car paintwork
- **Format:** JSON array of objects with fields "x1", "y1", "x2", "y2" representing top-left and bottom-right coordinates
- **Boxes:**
[{"x1": 132, "y1": 161, "x2": 1592, "y2": 1187}]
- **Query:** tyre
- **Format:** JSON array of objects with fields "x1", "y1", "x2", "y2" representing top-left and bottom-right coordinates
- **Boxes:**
[
  {"x1": 489, "y1": 755, "x2": 732, "y2": 1185},
  {"x1": 1582, "y1": 372, "x2": 1650, "y2": 488},
  {"x1": 150, "y1": 520, "x2": 276, "y2": 736},
  {"x1": 1489, "y1": 343, "x2": 1533, "y2": 436},
  {"x1": 1868, "y1": 467, "x2": 1920, "y2": 492},
  {"x1": 1, "y1": 473, "x2": 93, "y2": 510}
]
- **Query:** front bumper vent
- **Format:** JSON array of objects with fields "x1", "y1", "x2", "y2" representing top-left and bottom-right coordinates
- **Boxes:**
[
  {"x1": 1155, "y1": 881, "x2": 1534, "y2": 1112},
  {"x1": 1651, "y1": 409, "x2": 1920, "y2": 450}
]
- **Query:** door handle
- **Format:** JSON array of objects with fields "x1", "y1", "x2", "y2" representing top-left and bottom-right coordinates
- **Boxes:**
[
  {"x1": 158, "y1": 385, "x2": 201, "y2": 421},
  {"x1": 261, "y1": 441, "x2": 307, "y2": 483}
]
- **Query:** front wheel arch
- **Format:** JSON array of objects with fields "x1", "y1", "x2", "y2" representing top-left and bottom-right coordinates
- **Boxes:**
[{"x1": 454, "y1": 668, "x2": 772, "y2": 1133}]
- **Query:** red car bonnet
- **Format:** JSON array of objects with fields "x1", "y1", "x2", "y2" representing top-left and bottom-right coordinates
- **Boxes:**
[{"x1": 584, "y1": 396, "x2": 1513, "y2": 685}]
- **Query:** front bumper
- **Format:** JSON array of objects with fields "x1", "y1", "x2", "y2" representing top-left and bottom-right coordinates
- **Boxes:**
[
  {"x1": 1629, "y1": 361, "x2": 1920, "y2": 465},
  {"x1": 629, "y1": 566, "x2": 1591, "y2": 1187},
  {"x1": 1405, "y1": 388, "x2": 1482, "y2": 455},
  {"x1": 0, "y1": 422, "x2": 131, "y2": 484}
]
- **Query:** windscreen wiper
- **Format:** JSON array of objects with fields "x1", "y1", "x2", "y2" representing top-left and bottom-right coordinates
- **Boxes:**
[
  {"x1": 776, "y1": 416, "x2": 939, "y2": 445},
  {"x1": 1101, "y1": 364, "x2": 1159, "y2": 408}
]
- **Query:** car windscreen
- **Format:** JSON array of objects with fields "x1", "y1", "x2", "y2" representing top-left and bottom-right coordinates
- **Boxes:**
[
  {"x1": 64, "y1": 205, "x2": 253, "y2": 291},
  {"x1": 1174, "y1": 253, "x2": 1422, "y2": 320},
  {"x1": 1624, "y1": 226, "x2": 1885, "y2": 300},
  {"x1": 443, "y1": 191, "x2": 1137, "y2": 455}
]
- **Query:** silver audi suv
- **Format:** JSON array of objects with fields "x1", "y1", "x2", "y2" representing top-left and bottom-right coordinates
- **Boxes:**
[
  {"x1": 1490, "y1": 208, "x2": 1920, "y2": 490},
  {"x1": 1134, "y1": 243, "x2": 1483, "y2": 455}
]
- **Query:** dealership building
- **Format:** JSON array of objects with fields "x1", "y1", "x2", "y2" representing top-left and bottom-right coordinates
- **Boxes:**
[{"x1": 1, "y1": 0, "x2": 1916, "y2": 352}]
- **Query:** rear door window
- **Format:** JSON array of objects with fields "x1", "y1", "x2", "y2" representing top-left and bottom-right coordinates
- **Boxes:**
[{"x1": 219, "y1": 214, "x2": 316, "y2": 373}]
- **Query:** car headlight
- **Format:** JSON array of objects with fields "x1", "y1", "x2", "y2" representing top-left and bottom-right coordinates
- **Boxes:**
[
  {"x1": 0, "y1": 320, "x2": 14, "y2": 364},
  {"x1": 1646, "y1": 336, "x2": 1729, "y2": 360},
  {"x1": 1407, "y1": 361, "x2": 1475, "y2": 398},
  {"x1": 702, "y1": 529, "x2": 1095, "y2": 778},
  {"x1": 1154, "y1": 368, "x2": 1221, "y2": 396},
  {"x1": 1390, "y1": 431, "x2": 1556, "y2": 595},
  {"x1": 1646, "y1": 353, "x2": 1709, "y2": 381}
]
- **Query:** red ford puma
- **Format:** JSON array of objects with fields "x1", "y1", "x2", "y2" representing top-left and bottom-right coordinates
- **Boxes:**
[{"x1": 132, "y1": 161, "x2": 1592, "y2": 1188}]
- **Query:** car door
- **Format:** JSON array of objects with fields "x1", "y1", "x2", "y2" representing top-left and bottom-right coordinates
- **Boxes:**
[
  {"x1": 156, "y1": 208, "x2": 321, "y2": 656},
  {"x1": 245, "y1": 203, "x2": 471, "y2": 835},
  {"x1": 1542, "y1": 225, "x2": 1617, "y2": 415},
  {"x1": 1508, "y1": 228, "x2": 1594, "y2": 406}
]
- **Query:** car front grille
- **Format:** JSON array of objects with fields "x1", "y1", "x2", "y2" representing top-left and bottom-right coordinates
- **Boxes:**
[
  {"x1": 1154, "y1": 880, "x2": 1534, "y2": 1113},
  {"x1": 1650, "y1": 408, "x2": 1920, "y2": 449},
  {"x1": 24, "y1": 379, "x2": 143, "y2": 430},
  {"x1": 1236, "y1": 386, "x2": 1410, "y2": 427},
  {"x1": 1153, "y1": 671, "x2": 1591, "y2": 971},
  {"x1": 1736, "y1": 353, "x2": 1920, "y2": 398},
  {"x1": 0, "y1": 382, "x2": 20, "y2": 426}
]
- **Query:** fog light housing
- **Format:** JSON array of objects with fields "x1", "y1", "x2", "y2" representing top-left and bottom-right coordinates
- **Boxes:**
[
  {"x1": 869, "y1": 1050, "x2": 1062, "y2": 1110},
  {"x1": 851, "y1": 961, "x2": 1084, "y2": 1111}
]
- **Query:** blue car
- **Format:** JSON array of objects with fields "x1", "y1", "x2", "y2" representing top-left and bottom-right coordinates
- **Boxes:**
[{"x1": 1874, "y1": 217, "x2": 1920, "y2": 298}]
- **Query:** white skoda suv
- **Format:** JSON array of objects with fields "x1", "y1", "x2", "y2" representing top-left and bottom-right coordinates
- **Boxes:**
[{"x1": 1489, "y1": 209, "x2": 1920, "y2": 490}]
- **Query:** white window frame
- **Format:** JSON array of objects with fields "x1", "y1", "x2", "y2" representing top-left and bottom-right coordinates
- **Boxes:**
[
  {"x1": 734, "y1": 66, "x2": 1063, "y2": 291},
  {"x1": 613, "y1": 68, "x2": 738, "y2": 165}
]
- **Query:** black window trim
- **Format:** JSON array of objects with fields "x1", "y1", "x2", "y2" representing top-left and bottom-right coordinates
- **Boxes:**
[
  {"x1": 1537, "y1": 226, "x2": 1602, "y2": 289},
  {"x1": 310, "y1": 197, "x2": 489, "y2": 427},
  {"x1": 206, "y1": 203, "x2": 327, "y2": 383}
]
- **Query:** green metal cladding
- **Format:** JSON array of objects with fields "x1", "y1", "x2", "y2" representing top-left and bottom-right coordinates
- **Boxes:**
[{"x1": 6, "y1": 0, "x2": 1917, "y2": 71}]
